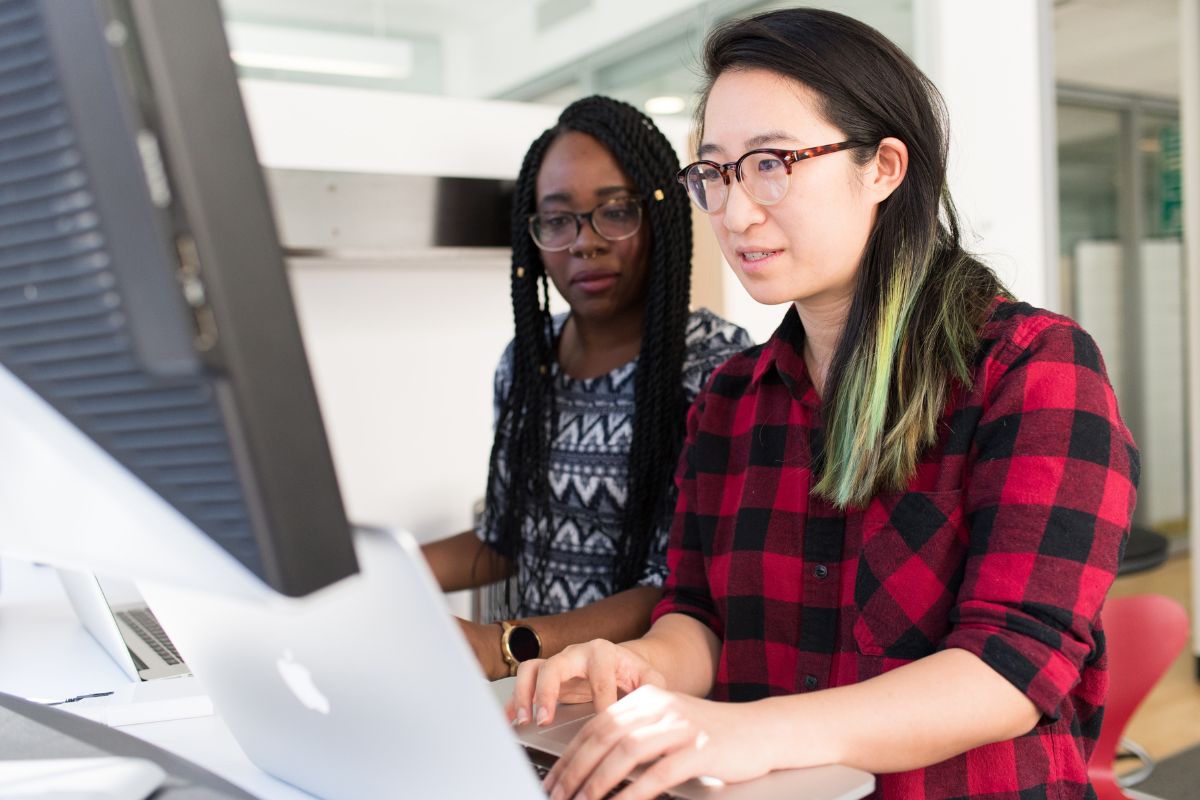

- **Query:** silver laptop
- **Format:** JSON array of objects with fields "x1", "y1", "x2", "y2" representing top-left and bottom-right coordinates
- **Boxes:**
[
  {"x1": 139, "y1": 528, "x2": 874, "y2": 800},
  {"x1": 57, "y1": 568, "x2": 191, "y2": 682}
]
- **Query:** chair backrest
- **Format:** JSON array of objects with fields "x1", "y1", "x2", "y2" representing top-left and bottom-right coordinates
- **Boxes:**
[{"x1": 1089, "y1": 593, "x2": 1190, "y2": 799}]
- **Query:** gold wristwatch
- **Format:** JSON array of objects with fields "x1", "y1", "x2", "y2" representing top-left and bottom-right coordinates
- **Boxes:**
[{"x1": 499, "y1": 620, "x2": 542, "y2": 677}]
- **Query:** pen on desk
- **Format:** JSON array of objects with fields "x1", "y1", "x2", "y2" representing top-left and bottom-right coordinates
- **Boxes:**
[{"x1": 46, "y1": 691, "x2": 115, "y2": 706}]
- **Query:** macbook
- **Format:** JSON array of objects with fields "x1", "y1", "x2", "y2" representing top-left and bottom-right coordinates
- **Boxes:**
[
  {"x1": 57, "y1": 568, "x2": 190, "y2": 683},
  {"x1": 138, "y1": 527, "x2": 874, "y2": 800}
]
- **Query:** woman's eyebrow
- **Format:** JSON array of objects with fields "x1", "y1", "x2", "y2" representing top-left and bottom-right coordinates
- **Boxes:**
[
  {"x1": 596, "y1": 185, "x2": 636, "y2": 197},
  {"x1": 539, "y1": 185, "x2": 633, "y2": 206},
  {"x1": 697, "y1": 130, "x2": 799, "y2": 159}
]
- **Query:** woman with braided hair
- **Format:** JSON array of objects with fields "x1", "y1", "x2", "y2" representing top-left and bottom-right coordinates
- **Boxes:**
[{"x1": 423, "y1": 96, "x2": 751, "y2": 682}]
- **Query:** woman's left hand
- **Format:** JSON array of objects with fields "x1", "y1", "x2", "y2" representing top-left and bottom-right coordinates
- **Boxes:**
[{"x1": 542, "y1": 684, "x2": 776, "y2": 800}]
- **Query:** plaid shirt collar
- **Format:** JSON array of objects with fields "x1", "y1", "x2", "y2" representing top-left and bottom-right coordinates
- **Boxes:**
[
  {"x1": 754, "y1": 297, "x2": 1012, "y2": 409},
  {"x1": 752, "y1": 304, "x2": 821, "y2": 409}
]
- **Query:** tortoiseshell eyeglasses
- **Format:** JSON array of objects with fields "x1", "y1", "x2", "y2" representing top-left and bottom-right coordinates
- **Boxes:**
[{"x1": 676, "y1": 141, "x2": 871, "y2": 214}]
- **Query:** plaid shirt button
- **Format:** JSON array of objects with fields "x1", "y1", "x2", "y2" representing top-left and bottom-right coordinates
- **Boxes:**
[
  {"x1": 813, "y1": 564, "x2": 828, "y2": 579},
  {"x1": 803, "y1": 675, "x2": 818, "y2": 690}
]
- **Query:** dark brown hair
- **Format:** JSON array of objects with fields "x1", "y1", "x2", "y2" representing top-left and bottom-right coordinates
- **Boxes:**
[{"x1": 698, "y1": 9, "x2": 1008, "y2": 507}]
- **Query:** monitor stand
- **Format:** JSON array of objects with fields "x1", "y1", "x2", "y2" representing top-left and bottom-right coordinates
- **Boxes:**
[{"x1": 0, "y1": 690, "x2": 254, "y2": 799}]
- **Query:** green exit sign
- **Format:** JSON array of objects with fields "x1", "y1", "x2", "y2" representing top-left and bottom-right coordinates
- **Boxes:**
[{"x1": 1160, "y1": 126, "x2": 1182, "y2": 237}]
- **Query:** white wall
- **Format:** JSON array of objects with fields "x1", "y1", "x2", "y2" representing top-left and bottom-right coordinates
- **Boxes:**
[
  {"x1": 914, "y1": 0, "x2": 1060, "y2": 311},
  {"x1": 239, "y1": 83, "x2": 553, "y2": 547},
  {"x1": 286, "y1": 259, "x2": 509, "y2": 536},
  {"x1": 240, "y1": 77, "x2": 694, "y2": 177},
  {"x1": 239, "y1": 79, "x2": 560, "y2": 179},
  {"x1": 720, "y1": 271, "x2": 789, "y2": 346}
]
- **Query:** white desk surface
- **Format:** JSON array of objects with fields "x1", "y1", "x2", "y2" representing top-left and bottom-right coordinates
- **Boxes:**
[
  {"x1": 0, "y1": 558, "x2": 315, "y2": 799},
  {"x1": 0, "y1": 557, "x2": 874, "y2": 800}
]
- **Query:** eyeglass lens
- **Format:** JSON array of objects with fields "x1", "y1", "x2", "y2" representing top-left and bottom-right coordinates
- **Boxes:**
[
  {"x1": 529, "y1": 197, "x2": 642, "y2": 251},
  {"x1": 683, "y1": 151, "x2": 790, "y2": 213}
]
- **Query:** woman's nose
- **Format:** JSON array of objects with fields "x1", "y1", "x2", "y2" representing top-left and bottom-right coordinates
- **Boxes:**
[{"x1": 721, "y1": 180, "x2": 766, "y2": 234}]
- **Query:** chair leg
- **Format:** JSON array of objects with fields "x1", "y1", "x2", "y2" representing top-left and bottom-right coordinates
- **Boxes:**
[
  {"x1": 1124, "y1": 789, "x2": 1168, "y2": 800},
  {"x1": 1116, "y1": 737, "x2": 1156, "y2": 788}
]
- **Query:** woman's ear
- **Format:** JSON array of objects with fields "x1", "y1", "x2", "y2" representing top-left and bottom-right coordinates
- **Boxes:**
[{"x1": 864, "y1": 136, "x2": 908, "y2": 203}]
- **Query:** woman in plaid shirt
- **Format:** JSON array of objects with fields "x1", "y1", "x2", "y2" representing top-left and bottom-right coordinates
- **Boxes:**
[{"x1": 508, "y1": 9, "x2": 1138, "y2": 800}]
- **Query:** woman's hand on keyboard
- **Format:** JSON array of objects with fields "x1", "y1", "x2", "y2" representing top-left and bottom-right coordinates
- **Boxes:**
[
  {"x1": 542, "y1": 685, "x2": 775, "y2": 800},
  {"x1": 505, "y1": 638, "x2": 664, "y2": 727}
]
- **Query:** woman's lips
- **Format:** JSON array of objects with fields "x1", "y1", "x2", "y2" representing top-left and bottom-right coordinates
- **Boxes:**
[
  {"x1": 738, "y1": 249, "x2": 781, "y2": 274},
  {"x1": 572, "y1": 270, "x2": 619, "y2": 293}
]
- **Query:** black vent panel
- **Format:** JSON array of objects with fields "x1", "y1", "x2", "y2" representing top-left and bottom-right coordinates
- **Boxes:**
[{"x1": 0, "y1": 0, "x2": 263, "y2": 574}]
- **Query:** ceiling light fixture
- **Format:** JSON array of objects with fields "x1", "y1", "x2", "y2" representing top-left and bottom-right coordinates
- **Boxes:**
[
  {"x1": 225, "y1": 22, "x2": 413, "y2": 81},
  {"x1": 644, "y1": 95, "x2": 685, "y2": 115}
]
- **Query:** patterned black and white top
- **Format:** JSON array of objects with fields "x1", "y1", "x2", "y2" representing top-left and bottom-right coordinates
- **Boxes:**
[{"x1": 477, "y1": 308, "x2": 753, "y2": 617}]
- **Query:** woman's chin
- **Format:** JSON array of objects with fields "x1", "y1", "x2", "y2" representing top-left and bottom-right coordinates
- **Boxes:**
[{"x1": 732, "y1": 275, "x2": 794, "y2": 308}]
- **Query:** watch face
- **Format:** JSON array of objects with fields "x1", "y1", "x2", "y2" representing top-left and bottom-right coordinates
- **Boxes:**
[{"x1": 508, "y1": 625, "x2": 540, "y2": 662}]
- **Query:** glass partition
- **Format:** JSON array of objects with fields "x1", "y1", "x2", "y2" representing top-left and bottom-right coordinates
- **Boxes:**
[{"x1": 1058, "y1": 95, "x2": 1187, "y2": 540}]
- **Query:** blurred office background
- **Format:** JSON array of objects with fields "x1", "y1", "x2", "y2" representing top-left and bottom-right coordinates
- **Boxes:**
[
  {"x1": 211, "y1": 0, "x2": 1191, "y2": 545},
  {"x1": 212, "y1": 3, "x2": 1199, "y2": 758}
]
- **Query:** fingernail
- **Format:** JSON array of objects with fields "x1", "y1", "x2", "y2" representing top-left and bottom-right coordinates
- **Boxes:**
[
  {"x1": 535, "y1": 705, "x2": 549, "y2": 725},
  {"x1": 515, "y1": 707, "x2": 529, "y2": 725}
]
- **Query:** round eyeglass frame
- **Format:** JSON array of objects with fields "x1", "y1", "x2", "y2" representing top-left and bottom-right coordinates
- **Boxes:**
[
  {"x1": 526, "y1": 195, "x2": 645, "y2": 252},
  {"x1": 676, "y1": 140, "x2": 871, "y2": 214}
]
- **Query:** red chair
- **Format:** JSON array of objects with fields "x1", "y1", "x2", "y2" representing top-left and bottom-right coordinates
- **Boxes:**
[{"x1": 1089, "y1": 593, "x2": 1190, "y2": 800}]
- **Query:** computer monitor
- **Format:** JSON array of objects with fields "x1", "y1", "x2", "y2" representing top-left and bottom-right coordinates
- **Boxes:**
[{"x1": 0, "y1": 0, "x2": 357, "y2": 598}]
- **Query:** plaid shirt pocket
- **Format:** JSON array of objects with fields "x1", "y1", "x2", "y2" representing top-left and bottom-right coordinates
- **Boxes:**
[{"x1": 853, "y1": 490, "x2": 968, "y2": 659}]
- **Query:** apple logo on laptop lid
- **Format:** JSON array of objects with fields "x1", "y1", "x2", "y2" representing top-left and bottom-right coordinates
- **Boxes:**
[{"x1": 276, "y1": 650, "x2": 331, "y2": 714}]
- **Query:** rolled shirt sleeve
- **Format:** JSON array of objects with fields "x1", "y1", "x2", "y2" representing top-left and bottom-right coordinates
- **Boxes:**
[{"x1": 942, "y1": 318, "x2": 1139, "y2": 718}]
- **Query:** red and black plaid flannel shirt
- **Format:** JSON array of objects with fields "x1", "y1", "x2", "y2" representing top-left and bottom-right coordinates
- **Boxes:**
[{"x1": 652, "y1": 299, "x2": 1139, "y2": 799}]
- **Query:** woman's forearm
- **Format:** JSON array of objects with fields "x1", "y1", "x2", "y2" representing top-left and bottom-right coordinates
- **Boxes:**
[
  {"x1": 756, "y1": 648, "x2": 1041, "y2": 774},
  {"x1": 421, "y1": 530, "x2": 511, "y2": 592},
  {"x1": 520, "y1": 586, "x2": 663, "y2": 659}
]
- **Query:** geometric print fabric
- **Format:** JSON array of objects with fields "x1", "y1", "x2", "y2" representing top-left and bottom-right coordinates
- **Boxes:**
[{"x1": 479, "y1": 307, "x2": 752, "y2": 617}]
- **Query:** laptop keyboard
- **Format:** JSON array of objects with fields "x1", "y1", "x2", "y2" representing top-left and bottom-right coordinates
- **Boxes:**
[
  {"x1": 115, "y1": 608, "x2": 184, "y2": 665},
  {"x1": 523, "y1": 746, "x2": 679, "y2": 799}
]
